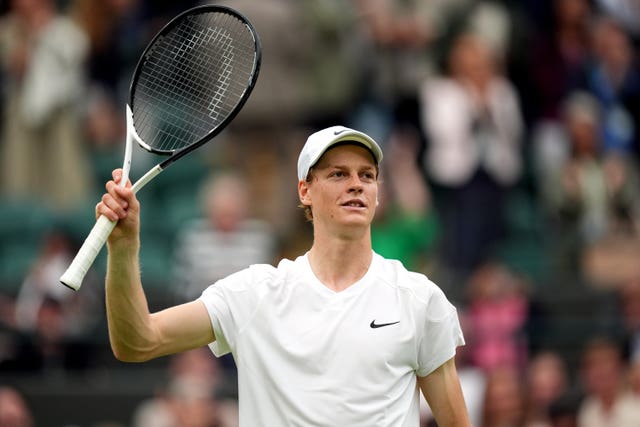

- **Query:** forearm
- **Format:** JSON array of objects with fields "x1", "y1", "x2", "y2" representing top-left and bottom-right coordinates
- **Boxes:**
[{"x1": 105, "y1": 240, "x2": 158, "y2": 362}]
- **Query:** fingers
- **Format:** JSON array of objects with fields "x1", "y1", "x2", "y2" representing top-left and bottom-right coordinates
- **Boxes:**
[
  {"x1": 101, "y1": 190, "x2": 128, "y2": 221},
  {"x1": 96, "y1": 193, "x2": 126, "y2": 222},
  {"x1": 96, "y1": 169, "x2": 136, "y2": 221},
  {"x1": 112, "y1": 168, "x2": 132, "y2": 188}
]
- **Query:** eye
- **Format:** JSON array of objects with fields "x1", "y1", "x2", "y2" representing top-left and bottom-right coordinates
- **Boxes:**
[
  {"x1": 330, "y1": 170, "x2": 345, "y2": 178},
  {"x1": 361, "y1": 171, "x2": 376, "y2": 181}
]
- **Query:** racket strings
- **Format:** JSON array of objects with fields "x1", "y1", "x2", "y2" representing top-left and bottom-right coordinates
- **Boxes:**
[
  {"x1": 141, "y1": 18, "x2": 250, "y2": 133},
  {"x1": 133, "y1": 11, "x2": 257, "y2": 152},
  {"x1": 138, "y1": 17, "x2": 252, "y2": 150}
]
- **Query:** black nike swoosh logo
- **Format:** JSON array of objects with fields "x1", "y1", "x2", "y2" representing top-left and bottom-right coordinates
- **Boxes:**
[
  {"x1": 334, "y1": 129, "x2": 348, "y2": 135},
  {"x1": 370, "y1": 320, "x2": 400, "y2": 329}
]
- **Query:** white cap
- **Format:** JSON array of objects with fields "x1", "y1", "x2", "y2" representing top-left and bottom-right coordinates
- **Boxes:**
[{"x1": 297, "y1": 126, "x2": 383, "y2": 181}]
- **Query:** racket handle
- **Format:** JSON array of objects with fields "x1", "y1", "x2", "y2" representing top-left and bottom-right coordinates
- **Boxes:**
[{"x1": 60, "y1": 215, "x2": 117, "y2": 290}]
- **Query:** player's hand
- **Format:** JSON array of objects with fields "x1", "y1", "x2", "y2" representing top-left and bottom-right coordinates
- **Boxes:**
[{"x1": 97, "y1": 169, "x2": 140, "y2": 246}]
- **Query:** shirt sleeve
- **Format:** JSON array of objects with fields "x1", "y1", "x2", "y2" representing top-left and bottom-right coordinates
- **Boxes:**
[
  {"x1": 198, "y1": 265, "x2": 268, "y2": 357},
  {"x1": 416, "y1": 286, "x2": 465, "y2": 377}
]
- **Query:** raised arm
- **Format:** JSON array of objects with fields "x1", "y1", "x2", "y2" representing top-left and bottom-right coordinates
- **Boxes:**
[
  {"x1": 418, "y1": 357, "x2": 471, "y2": 427},
  {"x1": 100, "y1": 169, "x2": 214, "y2": 362}
]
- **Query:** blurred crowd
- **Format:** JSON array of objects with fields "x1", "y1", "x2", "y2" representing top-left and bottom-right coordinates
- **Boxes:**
[{"x1": 1, "y1": 0, "x2": 640, "y2": 426}]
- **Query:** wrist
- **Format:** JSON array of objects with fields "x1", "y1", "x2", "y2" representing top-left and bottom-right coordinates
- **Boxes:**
[{"x1": 107, "y1": 237, "x2": 140, "y2": 257}]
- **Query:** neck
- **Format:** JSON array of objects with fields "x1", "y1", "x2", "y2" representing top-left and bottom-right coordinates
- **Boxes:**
[{"x1": 308, "y1": 230, "x2": 373, "y2": 292}]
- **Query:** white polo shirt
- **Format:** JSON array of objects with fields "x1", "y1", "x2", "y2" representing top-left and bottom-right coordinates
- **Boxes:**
[{"x1": 199, "y1": 252, "x2": 464, "y2": 427}]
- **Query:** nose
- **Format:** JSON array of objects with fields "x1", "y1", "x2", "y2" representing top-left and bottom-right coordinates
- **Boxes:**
[{"x1": 347, "y1": 175, "x2": 364, "y2": 193}]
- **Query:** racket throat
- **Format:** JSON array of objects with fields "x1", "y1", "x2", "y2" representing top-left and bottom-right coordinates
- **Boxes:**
[{"x1": 131, "y1": 164, "x2": 164, "y2": 194}]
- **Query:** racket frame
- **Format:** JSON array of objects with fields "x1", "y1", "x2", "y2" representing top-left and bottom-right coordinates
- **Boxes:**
[{"x1": 131, "y1": 4, "x2": 262, "y2": 165}]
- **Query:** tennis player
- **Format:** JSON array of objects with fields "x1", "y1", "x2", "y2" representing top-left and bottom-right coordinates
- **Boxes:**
[{"x1": 99, "y1": 126, "x2": 471, "y2": 426}]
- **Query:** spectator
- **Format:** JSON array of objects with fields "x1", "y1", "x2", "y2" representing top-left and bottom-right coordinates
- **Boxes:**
[
  {"x1": 0, "y1": 0, "x2": 93, "y2": 211},
  {"x1": 4, "y1": 230, "x2": 99, "y2": 372},
  {"x1": 541, "y1": 91, "x2": 640, "y2": 284},
  {"x1": 172, "y1": 171, "x2": 277, "y2": 301},
  {"x1": 462, "y1": 262, "x2": 529, "y2": 373},
  {"x1": 15, "y1": 230, "x2": 97, "y2": 336},
  {"x1": 524, "y1": 351, "x2": 571, "y2": 427},
  {"x1": 582, "y1": 16, "x2": 640, "y2": 158},
  {"x1": 132, "y1": 348, "x2": 237, "y2": 427},
  {"x1": 543, "y1": 91, "x2": 609, "y2": 243},
  {"x1": 419, "y1": 31, "x2": 524, "y2": 280},
  {"x1": 577, "y1": 337, "x2": 640, "y2": 427},
  {"x1": 480, "y1": 366, "x2": 526, "y2": 427}
]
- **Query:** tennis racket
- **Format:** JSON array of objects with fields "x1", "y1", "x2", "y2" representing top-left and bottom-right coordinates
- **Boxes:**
[{"x1": 60, "y1": 5, "x2": 261, "y2": 291}]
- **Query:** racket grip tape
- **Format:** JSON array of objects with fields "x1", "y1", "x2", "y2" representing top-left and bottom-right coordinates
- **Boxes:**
[{"x1": 60, "y1": 215, "x2": 117, "y2": 290}]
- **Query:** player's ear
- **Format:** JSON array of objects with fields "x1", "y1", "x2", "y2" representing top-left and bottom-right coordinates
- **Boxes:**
[{"x1": 298, "y1": 179, "x2": 312, "y2": 207}]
